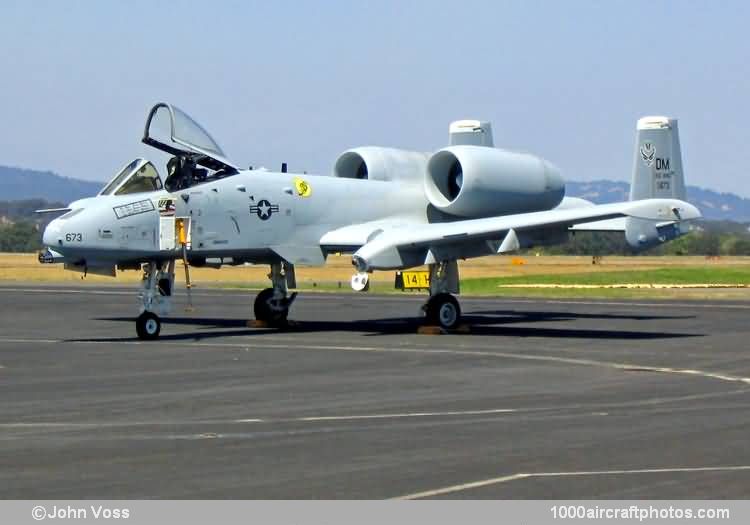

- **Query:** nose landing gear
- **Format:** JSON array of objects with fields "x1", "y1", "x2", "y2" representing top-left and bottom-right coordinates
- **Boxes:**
[{"x1": 135, "y1": 261, "x2": 174, "y2": 340}]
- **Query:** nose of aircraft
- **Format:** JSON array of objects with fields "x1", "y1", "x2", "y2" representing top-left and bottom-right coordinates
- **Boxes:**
[{"x1": 42, "y1": 217, "x2": 63, "y2": 247}]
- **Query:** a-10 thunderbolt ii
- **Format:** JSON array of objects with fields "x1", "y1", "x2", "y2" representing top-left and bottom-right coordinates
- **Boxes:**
[{"x1": 38, "y1": 103, "x2": 699, "y2": 339}]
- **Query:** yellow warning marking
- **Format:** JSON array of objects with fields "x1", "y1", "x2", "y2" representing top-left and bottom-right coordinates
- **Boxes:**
[
  {"x1": 401, "y1": 271, "x2": 430, "y2": 289},
  {"x1": 176, "y1": 219, "x2": 188, "y2": 244},
  {"x1": 293, "y1": 177, "x2": 312, "y2": 197}
]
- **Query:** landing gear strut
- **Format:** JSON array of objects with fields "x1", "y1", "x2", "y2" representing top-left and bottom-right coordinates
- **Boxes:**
[
  {"x1": 423, "y1": 260, "x2": 461, "y2": 330},
  {"x1": 135, "y1": 260, "x2": 174, "y2": 340},
  {"x1": 254, "y1": 261, "x2": 297, "y2": 326}
]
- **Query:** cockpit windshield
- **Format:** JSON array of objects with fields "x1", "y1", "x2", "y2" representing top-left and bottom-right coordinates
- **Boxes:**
[{"x1": 99, "y1": 158, "x2": 163, "y2": 196}]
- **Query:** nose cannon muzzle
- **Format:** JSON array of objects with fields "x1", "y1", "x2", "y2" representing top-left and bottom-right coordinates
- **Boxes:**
[{"x1": 38, "y1": 248, "x2": 66, "y2": 264}]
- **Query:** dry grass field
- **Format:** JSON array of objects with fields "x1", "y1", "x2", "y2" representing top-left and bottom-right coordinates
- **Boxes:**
[{"x1": 2, "y1": 253, "x2": 750, "y2": 299}]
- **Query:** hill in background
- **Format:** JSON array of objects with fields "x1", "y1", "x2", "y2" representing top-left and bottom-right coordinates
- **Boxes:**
[
  {"x1": 0, "y1": 165, "x2": 102, "y2": 203},
  {"x1": 565, "y1": 180, "x2": 750, "y2": 222}
]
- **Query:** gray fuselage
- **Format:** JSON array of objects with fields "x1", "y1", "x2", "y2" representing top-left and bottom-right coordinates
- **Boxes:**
[{"x1": 43, "y1": 169, "x2": 429, "y2": 268}]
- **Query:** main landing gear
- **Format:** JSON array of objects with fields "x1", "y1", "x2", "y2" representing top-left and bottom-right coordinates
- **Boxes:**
[
  {"x1": 422, "y1": 260, "x2": 461, "y2": 330},
  {"x1": 254, "y1": 261, "x2": 297, "y2": 326},
  {"x1": 136, "y1": 260, "x2": 175, "y2": 340},
  {"x1": 136, "y1": 311, "x2": 161, "y2": 340},
  {"x1": 133, "y1": 259, "x2": 298, "y2": 339}
]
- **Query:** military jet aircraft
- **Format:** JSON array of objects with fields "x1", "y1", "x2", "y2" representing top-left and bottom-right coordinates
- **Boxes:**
[{"x1": 38, "y1": 103, "x2": 700, "y2": 339}]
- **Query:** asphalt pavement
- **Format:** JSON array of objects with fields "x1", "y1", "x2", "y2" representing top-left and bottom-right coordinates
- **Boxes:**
[{"x1": 1, "y1": 284, "x2": 749, "y2": 498}]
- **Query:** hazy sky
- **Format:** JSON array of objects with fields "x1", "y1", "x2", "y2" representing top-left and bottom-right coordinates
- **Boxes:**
[{"x1": 1, "y1": 1, "x2": 748, "y2": 195}]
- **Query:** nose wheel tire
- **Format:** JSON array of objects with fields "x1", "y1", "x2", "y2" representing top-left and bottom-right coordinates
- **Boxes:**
[
  {"x1": 425, "y1": 293, "x2": 461, "y2": 330},
  {"x1": 254, "y1": 288, "x2": 289, "y2": 326},
  {"x1": 136, "y1": 312, "x2": 161, "y2": 340}
]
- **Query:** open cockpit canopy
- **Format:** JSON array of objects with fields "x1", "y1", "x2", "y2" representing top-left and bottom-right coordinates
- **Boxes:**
[{"x1": 142, "y1": 103, "x2": 238, "y2": 173}]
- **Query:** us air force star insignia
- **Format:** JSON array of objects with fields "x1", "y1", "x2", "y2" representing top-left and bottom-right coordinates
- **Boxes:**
[
  {"x1": 640, "y1": 142, "x2": 656, "y2": 167},
  {"x1": 249, "y1": 199, "x2": 279, "y2": 220}
]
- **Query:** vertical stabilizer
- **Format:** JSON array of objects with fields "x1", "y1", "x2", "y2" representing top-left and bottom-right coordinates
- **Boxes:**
[
  {"x1": 449, "y1": 120, "x2": 494, "y2": 147},
  {"x1": 626, "y1": 116, "x2": 689, "y2": 248},
  {"x1": 629, "y1": 116, "x2": 686, "y2": 201}
]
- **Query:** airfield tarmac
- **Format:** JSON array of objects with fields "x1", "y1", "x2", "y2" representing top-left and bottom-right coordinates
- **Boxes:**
[{"x1": 1, "y1": 285, "x2": 750, "y2": 499}]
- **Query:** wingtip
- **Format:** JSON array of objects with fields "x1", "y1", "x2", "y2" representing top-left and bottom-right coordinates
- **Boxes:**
[
  {"x1": 674, "y1": 201, "x2": 701, "y2": 221},
  {"x1": 626, "y1": 199, "x2": 701, "y2": 222}
]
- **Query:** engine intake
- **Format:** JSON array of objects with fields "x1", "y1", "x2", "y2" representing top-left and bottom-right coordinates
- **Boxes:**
[
  {"x1": 425, "y1": 146, "x2": 564, "y2": 218},
  {"x1": 334, "y1": 147, "x2": 429, "y2": 183}
]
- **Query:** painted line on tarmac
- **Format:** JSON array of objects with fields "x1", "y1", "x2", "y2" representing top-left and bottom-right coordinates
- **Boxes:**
[
  {"x1": 0, "y1": 338, "x2": 62, "y2": 344},
  {"x1": 0, "y1": 410, "x2": 519, "y2": 429},
  {"x1": 396, "y1": 465, "x2": 750, "y2": 499},
  {"x1": 2, "y1": 388, "x2": 747, "y2": 430},
  {"x1": 2, "y1": 286, "x2": 750, "y2": 309},
  {"x1": 0, "y1": 420, "x2": 267, "y2": 429},
  {"x1": 0, "y1": 288, "x2": 134, "y2": 296},
  {"x1": 1, "y1": 336, "x2": 750, "y2": 387},
  {"x1": 297, "y1": 408, "x2": 518, "y2": 422},
  {"x1": 164, "y1": 340, "x2": 750, "y2": 387},
  {"x1": 460, "y1": 297, "x2": 750, "y2": 310},
  {"x1": 538, "y1": 299, "x2": 750, "y2": 310},
  {"x1": 0, "y1": 287, "x2": 248, "y2": 299}
]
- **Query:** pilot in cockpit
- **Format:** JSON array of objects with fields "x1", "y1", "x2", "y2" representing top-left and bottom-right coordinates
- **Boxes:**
[{"x1": 165, "y1": 155, "x2": 208, "y2": 192}]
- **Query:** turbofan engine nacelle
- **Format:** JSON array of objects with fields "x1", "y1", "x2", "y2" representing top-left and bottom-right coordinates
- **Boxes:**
[
  {"x1": 425, "y1": 146, "x2": 565, "y2": 218},
  {"x1": 334, "y1": 147, "x2": 430, "y2": 183}
]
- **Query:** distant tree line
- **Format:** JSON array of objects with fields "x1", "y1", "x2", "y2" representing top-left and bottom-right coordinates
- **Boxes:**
[
  {"x1": 0, "y1": 199, "x2": 65, "y2": 220},
  {"x1": 535, "y1": 225, "x2": 750, "y2": 257},
  {"x1": 0, "y1": 199, "x2": 58, "y2": 253},
  {"x1": 0, "y1": 221, "x2": 43, "y2": 252}
]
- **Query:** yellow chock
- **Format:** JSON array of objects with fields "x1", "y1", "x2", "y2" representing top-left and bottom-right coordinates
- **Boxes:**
[
  {"x1": 247, "y1": 319, "x2": 269, "y2": 328},
  {"x1": 417, "y1": 325, "x2": 445, "y2": 335},
  {"x1": 417, "y1": 324, "x2": 471, "y2": 335}
]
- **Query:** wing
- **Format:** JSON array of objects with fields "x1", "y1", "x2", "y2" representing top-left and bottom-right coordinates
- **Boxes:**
[{"x1": 323, "y1": 198, "x2": 700, "y2": 271}]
